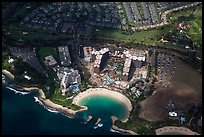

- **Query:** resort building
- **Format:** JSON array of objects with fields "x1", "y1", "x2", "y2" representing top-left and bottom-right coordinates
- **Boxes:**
[
  {"x1": 57, "y1": 67, "x2": 81, "y2": 95},
  {"x1": 122, "y1": 57, "x2": 132, "y2": 81},
  {"x1": 91, "y1": 48, "x2": 147, "y2": 82},
  {"x1": 58, "y1": 46, "x2": 71, "y2": 66},
  {"x1": 8, "y1": 56, "x2": 14, "y2": 63},
  {"x1": 92, "y1": 48, "x2": 110, "y2": 73},
  {"x1": 24, "y1": 75, "x2": 31, "y2": 80},
  {"x1": 83, "y1": 46, "x2": 93, "y2": 62},
  {"x1": 60, "y1": 68, "x2": 81, "y2": 88},
  {"x1": 44, "y1": 55, "x2": 57, "y2": 66},
  {"x1": 136, "y1": 68, "x2": 148, "y2": 79},
  {"x1": 122, "y1": 50, "x2": 147, "y2": 81}
]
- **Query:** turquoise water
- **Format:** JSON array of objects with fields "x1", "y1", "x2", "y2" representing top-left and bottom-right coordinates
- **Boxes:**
[
  {"x1": 2, "y1": 86, "x2": 120, "y2": 135},
  {"x1": 2, "y1": 73, "x2": 121, "y2": 134},
  {"x1": 77, "y1": 95, "x2": 129, "y2": 121}
]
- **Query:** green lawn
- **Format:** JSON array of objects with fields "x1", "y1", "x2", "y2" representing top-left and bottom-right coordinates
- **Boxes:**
[
  {"x1": 2, "y1": 60, "x2": 14, "y2": 73},
  {"x1": 169, "y1": 5, "x2": 202, "y2": 48},
  {"x1": 95, "y1": 5, "x2": 201, "y2": 47},
  {"x1": 95, "y1": 25, "x2": 173, "y2": 45},
  {"x1": 3, "y1": 26, "x2": 72, "y2": 42},
  {"x1": 38, "y1": 47, "x2": 58, "y2": 61},
  {"x1": 50, "y1": 89, "x2": 81, "y2": 111},
  {"x1": 115, "y1": 115, "x2": 154, "y2": 135}
]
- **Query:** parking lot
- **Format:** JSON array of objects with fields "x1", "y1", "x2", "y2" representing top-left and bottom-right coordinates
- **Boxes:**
[
  {"x1": 157, "y1": 53, "x2": 176, "y2": 88},
  {"x1": 9, "y1": 47, "x2": 46, "y2": 75}
]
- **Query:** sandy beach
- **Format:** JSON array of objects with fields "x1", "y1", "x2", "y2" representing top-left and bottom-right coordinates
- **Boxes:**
[
  {"x1": 73, "y1": 88, "x2": 132, "y2": 122},
  {"x1": 2, "y1": 70, "x2": 137, "y2": 135},
  {"x1": 2, "y1": 70, "x2": 14, "y2": 80}
]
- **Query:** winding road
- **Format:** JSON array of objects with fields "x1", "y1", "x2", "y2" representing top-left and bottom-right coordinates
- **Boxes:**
[{"x1": 131, "y1": 2, "x2": 201, "y2": 31}]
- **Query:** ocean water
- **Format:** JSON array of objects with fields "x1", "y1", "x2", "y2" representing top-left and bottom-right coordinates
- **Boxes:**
[{"x1": 2, "y1": 86, "x2": 121, "y2": 135}]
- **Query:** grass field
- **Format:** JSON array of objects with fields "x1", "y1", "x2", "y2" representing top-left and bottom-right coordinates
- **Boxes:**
[
  {"x1": 50, "y1": 89, "x2": 80, "y2": 110},
  {"x1": 96, "y1": 5, "x2": 202, "y2": 47},
  {"x1": 38, "y1": 47, "x2": 58, "y2": 61},
  {"x1": 3, "y1": 26, "x2": 72, "y2": 42},
  {"x1": 169, "y1": 5, "x2": 202, "y2": 48},
  {"x1": 95, "y1": 24, "x2": 173, "y2": 45}
]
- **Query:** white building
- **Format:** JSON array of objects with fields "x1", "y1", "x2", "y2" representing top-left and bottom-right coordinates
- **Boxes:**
[
  {"x1": 45, "y1": 55, "x2": 57, "y2": 66},
  {"x1": 24, "y1": 75, "x2": 31, "y2": 80}
]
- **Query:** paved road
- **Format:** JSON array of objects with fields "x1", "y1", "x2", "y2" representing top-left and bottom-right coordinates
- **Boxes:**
[{"x1": 131, "y1": 2, "x2": 201, "y2": 31}]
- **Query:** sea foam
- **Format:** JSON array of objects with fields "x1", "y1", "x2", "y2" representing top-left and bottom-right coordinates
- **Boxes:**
[
  {"x1": 110, "y1": 128, "x2": 120, "y2": 133},
  {"x1": 34, "y1": 97, "x2": 59, "y2": 114},
  {"x1": 6, "y1": 86, "x2": 29, "y2": 95}
]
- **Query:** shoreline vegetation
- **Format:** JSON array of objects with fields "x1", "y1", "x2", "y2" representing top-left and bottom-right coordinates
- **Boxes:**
[
  {"x1": 111, "y1": 116, "x2": 138, "y2": 135},
  {"x1": 2, "y1": 69, "x2": 138, "y2": 135},
  {"x1": 2, "y1": 69, "x2": 88, "y2": 118}
]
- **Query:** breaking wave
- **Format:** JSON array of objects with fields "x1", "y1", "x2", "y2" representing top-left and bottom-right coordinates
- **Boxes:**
[
  {"x1": 34, "y1": 97, "x2": 59, "y2": 114},
  {"x1": 110, "y1": 128, "x2": 120, "y2": 133},
  {"x1": 6, "y1": 86, "x2": 29, "y2": 95}
]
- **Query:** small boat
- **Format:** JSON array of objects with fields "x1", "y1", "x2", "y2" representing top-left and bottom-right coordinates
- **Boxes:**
[
  {"x1": 93, "y1": 123, "x2": 103, "y2": 129},
  {"x1": 98, "y1": 123, "x2": 103, "y2": 127}
]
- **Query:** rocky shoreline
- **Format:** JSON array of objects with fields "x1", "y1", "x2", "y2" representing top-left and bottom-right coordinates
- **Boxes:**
[
  {"x1": 2, "y1": 69, "x2": 138, "y2": 135},
  {"x1": 111, "y1": 116, "x2": 138, "y2": 135}
]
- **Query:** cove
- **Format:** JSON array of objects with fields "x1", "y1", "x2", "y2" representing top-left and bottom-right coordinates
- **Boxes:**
[{"x1": 77, "y1": 95, "x2": 129, "y2": 121}]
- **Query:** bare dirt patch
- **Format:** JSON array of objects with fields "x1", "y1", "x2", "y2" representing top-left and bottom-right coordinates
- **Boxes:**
[{"x1": 138, "y1": 56, "x2": 202, "y2": 121}]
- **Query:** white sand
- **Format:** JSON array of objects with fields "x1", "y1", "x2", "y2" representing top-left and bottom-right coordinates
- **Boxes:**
[
  {"x1": 2, "y1": 70, "x2": 14, "y2": 80},
  {"x1": 73, "y1": 88, "x2": 132, "y2": 122},
  {"x1": 3, "y1": 70, "x2": 136, "y2": 135}
]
